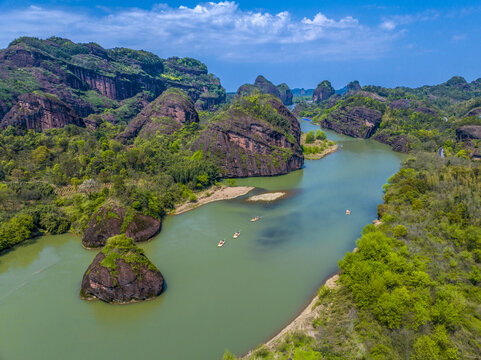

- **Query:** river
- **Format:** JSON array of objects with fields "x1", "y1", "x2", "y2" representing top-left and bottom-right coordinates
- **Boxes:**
[{"x1": 0, "y1": 122, "x2": 405, "y2": 360}]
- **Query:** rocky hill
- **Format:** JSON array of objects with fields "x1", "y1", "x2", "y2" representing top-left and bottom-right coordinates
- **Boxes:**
[
  {"x1": 194, "y1": 94, "x2": 303, "y2": 177},
  {"x1": 118, "y1": 88, "x2": 199, "y2": 141},
  {"x1": 237, "y1": 75, "x2": 293, "y2": 105},
  {"x1": 82, "y1": 203, "x2": 161, "y2": 249},
  {"x1": 312, "y1": 80, "x2": 335, "y2": 103},
  {"x1": 0, "y1": 37, "x2": 225, "y2": 132},
  {"x1": 80, "y1": 235, "x2": 164, "y2": 303}
]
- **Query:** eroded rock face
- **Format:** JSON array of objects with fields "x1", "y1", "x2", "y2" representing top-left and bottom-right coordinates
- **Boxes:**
[
  {"x1": 321, "y1": 106, "x2": 383, "y2": 138},
  {"x1": 82, "y1": 204, "x2": 161, "y2": 248},
  {"x1": 0, "y1": 93, "x2": 85, "y2": 131},
  {"x1": 456, "y1": 125, "x2": 481, "y2": 141},
  {"x1": 277, "y1": 83, "x2": 293, "y2": 106},
  {"x1": 313, "y1": 80, "x2": 335, "y2": 103},
  {"x1": 194, "y1": 95, "x2": 303, "y2": 177},
  {"x1": 118, "y1": 88, "x2": 198, "y2": 141},
  {"x1": 373, "y1": 133, "x2": 410, "y2": 153},
  {"x1": 80, "y1": 235, "x2": 164, "y2": 303}
]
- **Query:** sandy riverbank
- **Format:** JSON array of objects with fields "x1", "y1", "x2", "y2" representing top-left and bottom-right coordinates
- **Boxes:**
[
  {"x1": 173, "y1": 185, "x2": 255, "y2": 215},
  {"x1": 247, "y1": 192, "x2": 286, "y2": 202},
  {"x1": 242, "y1": 273, "x2": 340, "y2": 358}
]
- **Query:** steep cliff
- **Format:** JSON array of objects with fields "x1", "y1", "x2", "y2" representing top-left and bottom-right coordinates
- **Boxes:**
[
  {"x1": 313, "y1": 80, "x2": 335, "y2": 103},
  {"x1": 118, "y1": 88, "x2": 199, "y2": 141},
  {"x1": 194, "y1": 94, "x2": 303, "y2": 177},
  {"x1": 82, "y1": 203, "x2": 161, "y2": 249},
  {"x1": 80, "y1": 235, "x2": 164, "y2": 303},
  {"x1": 277, "y1": 83, "x2": 294, "y2": 106},
  {"x1": 162, "y1": 57, "x2": 226, "y2": 110},
  {"x1": 321, "y1": 105, "x2": 383, "y2": 138},
  {"x1": 0, "y1": 92, "x2": 85, "y2": 132}
]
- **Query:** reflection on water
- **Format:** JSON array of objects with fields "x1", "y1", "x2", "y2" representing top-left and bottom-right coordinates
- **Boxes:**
[{"x1": 0, "y1": 123, "x2": 406, "y2": 360}]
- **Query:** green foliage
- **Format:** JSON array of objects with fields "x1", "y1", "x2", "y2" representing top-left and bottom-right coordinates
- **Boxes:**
[
  {"x1": 232, "y1": 94, "x2": 291, "y2": 135},
  {"x1": 315, "y1": 130, "x2": 327, "y2": 140},
  {"x1": 305, "y1": 130, "x2": 315, "y2": 144},
  {"x1": 0, "y1": 214, "x2": 34, "y2": 252},
  {"x1": 393, "y1": 224, "x2": 407, "y2": 238},
  {"x1": 100, "y1": 234, "x2": 158, "y2": 276}
]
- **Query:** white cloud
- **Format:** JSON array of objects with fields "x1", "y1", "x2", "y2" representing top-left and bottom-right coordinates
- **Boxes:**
[
  {"x1": 379, "y1": 10, "x2": 439, "y2": 31},
  {"x1": 380, "y1": 20, "x2": 396, "y2": 31},
  {"x1": 0, "y1": 2, "x2": 398, "y2": 62}
]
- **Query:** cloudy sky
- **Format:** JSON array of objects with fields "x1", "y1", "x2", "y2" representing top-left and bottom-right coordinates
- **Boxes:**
[{"x1": 0, "y1": 0, "x2": 480, "y2": 91}]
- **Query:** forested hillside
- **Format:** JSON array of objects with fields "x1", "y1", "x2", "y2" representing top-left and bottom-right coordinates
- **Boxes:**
[{"x1": 237, "y1": 154, "x2": 481, "y2": 360}]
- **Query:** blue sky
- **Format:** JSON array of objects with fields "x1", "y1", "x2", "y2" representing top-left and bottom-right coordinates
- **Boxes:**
[{"x1": 0, "y1": 1, "x2": 480, "y2": 91}]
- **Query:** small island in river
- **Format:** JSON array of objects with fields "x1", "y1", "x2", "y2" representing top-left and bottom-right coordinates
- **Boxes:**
[{"x1": 80, "y1": 235, "x2": 164, "y2": 304}]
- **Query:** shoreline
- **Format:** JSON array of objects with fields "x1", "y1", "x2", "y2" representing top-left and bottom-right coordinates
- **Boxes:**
[
  {"x1": 304, "y1": 144, "x2": 339, "y2": 160},
  {"x1": 242, "y1": 271, "x2": 340, "y2": 358},
  {"x1": 172, "y1": 185, "x2": 255, "y2": 215}
]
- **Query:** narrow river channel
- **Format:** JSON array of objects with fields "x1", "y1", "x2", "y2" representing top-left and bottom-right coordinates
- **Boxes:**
[{"x1": 0, "y1": 122, "x2": 405, "y2": 360}]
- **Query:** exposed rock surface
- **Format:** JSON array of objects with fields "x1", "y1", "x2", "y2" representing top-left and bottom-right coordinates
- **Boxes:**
[
  {"x1": 0, "y1": 92, "x2": 85, "y2": 131},
  {"x1": 236, "y1": 75, "x2": 293, "y2": 105},
  {"x1": 80, "y1": 235, "x2": 164, "y2": 303},
  {"x1": 162, "y1": 57, "x2": 226, "y2": 110},
  {"x1": 194, "y1": 95, "x2": 303, "y2": 177},
  {"x1": 0, "y1": 37, "x2": 225, "y2": 128},
  {"x1": 313, "y1": 80, "x2": 335, "y2": 103},
  {"x1": 118, "y1": 88, "x2": 198, "y2": 141},
  {"x1": 373, "y1": 133, "x2": 410, "y2": 153},
  {"x1": 321, "y1": 106, "x2": 383, "y2": 138},
  {"x1": 277, "y1": 83, "x2": 293, "y2": 106},
  {"x1": 82, "y1": 204, "x2": 161, "y2": 248},
  {"x1": 456, "y1": 125, "x2": 481, "y2": 141}
]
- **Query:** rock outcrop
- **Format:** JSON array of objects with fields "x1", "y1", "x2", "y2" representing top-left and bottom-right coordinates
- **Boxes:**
[
  {"x1": 80, "y1": 235, "x2": 164, "y2": 303},
  {"x1": 346, "y1": 81, "x2": 361, "y2": 95},
  {"x1": 118, "y1": 88, "x2": 198, "y2": 141},
  {"x1": 236, "y1": 76, "x2": 293, "y2": 105},
  {"x1": 162, "y1": 57, "x2": 226, "y2": 110},
  {"x1": 373, "y1": 133, "x2": 410, "y2": 153},
  {"x1": 313, "y1": 80, "x2": 335, "y2": 103},
  {"x1": 321, "y1": 106, "x2": 383, "y2": 138},
  {"x1": 277, "y1": 83, "x2": 293, "y2": 106},
  {"x1": 0, "y1": 37, "x2": 225, "y2": 128},
  {"x1": 456, "y1": 125, "x2": 481, "y2": 141},
  {"x1": 82, "y1": 204, "x2": 161, "y2": 249},
  {"x1": 0, "y1": 92, "x2": 85, "y2": 131},
  {"x1": 194, "y1": 94, "x2": 303, "y2": 177}
]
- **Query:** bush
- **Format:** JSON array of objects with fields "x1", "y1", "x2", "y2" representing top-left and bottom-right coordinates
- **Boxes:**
[
  {"x1": 305, "y1": 130, "x2": 315, "y2": 144},
  {"x1": 393, "y1": 224, "x2": 407, "y2": 238}
]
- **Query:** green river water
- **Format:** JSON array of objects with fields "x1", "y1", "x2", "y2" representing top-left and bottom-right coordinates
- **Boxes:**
[{"x1": 0, "y1": 122, "x2": 405, "y2": 360}]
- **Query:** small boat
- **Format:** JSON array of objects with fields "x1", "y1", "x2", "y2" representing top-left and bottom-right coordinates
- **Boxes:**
[
  {"x1": 250, "y1": 217, "x2": 260, "y2": 222},
  {"x1": 233, "y1": 231, "x2": 240, "y2": 239},
  {"x1": 217, "y1": 240, "x2": 225, "y2": 247},
  {"x1": 346, "y1": 210, "x2": 351, "y2": 215}
]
